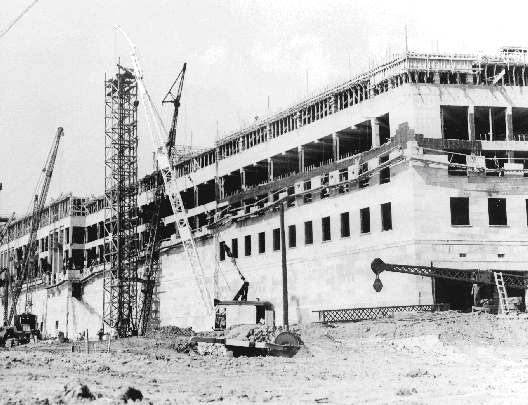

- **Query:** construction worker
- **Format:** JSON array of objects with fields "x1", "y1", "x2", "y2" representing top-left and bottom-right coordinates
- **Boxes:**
[{"x1": 97, "y1": 328, "x2": 104, "y2": 341}]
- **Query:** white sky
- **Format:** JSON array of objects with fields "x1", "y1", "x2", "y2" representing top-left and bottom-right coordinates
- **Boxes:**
[{"x1": 1, "y1": 0, "x2": 526, "y2": 217}]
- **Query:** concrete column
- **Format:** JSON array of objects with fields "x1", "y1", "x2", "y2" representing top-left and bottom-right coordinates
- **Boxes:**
[
  {"x1": 298, "y1": 147, "x2": 305, "y2": 173},
  {"x1": 506, "y1": 106, "x2": 514, "y2": 162},
  {"x1": 240, "y1": 170, "x2": 246, "y2": 190},
  {"x1": 434, "y1": 71, "x2": 440, "y2": 84},
  {"x1": 268, "y1": 158, "x2": 274, "y2": 182},
  {"x1": 193, "y1": 186, "x2": 199, "y2": 209},
  {"x1": 489, "y1": 108, "x2": 493, "y2": 141},
  {"x1": 219, "y1": 177, "x2": 225, "y2": 199},
  {"x1": 468, "y1": 105, "x2": 476, "y2": 154},
  {"x1": 332, "y1": 133, "x2": 339, "y2": 162},
  {"x1": 371, "y1": 118, "x2": 380, "y2": 149}
]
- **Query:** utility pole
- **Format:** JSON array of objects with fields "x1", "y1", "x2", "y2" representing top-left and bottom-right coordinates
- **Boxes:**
[{"x1": 279, "y1": 202, "x2": 288, "y2": 330}]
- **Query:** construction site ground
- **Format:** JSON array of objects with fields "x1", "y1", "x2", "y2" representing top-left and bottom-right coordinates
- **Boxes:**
[{"x1": 2, "y1": 311, "x2": 528, "y2": 404}]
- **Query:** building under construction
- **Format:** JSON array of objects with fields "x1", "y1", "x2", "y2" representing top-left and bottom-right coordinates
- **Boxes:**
[{"x1": 2, "y1": 47, "x2": 528, "y2": 336}]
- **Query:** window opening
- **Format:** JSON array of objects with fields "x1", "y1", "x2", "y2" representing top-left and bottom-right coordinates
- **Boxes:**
[
  {"x1": 288, "y1": 225, "x2": 296, "y2": 248},
  {"x1": 304, "y1": 221, "x2": 313, "y2": 245},
  {"x1": 340, "y1": 212, "x2": 350, "y2": 237},
  {"x1": 450, "y1": 197, "x2": 470, "y2": 226},
  {"x1": 381, "y1": 202, "x2": 392, "y2": 231},
  {"x1": 360, "y1": 208, "x2": 370, "y2": 234},
  {"x1": 322, "y1": 216, "x2": 331, "y2": 241},
  {"x1": 488, "y1": 198, "x2": 507, "y2": 226}
]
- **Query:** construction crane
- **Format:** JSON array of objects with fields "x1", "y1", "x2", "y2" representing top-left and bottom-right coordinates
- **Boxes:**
[
  {"x1": 162, "y1": 63, "x2": 187, "y2": 161},
  {"x1": 137, "y1": 177, "x2": 163, "y2": 336},
  {"x1": 219, "y1": 242, "x2": 249, "y2": 302},
  {"x1": 115, "y1": 26, "x2": 213, "y2": 316},
  {"x1": 370, "y1": 258, "x2": 528, "y2": 291},
  {"x1": 5, "y1": 128, "x2": 64, "y2": 326},
  {"x1": 0, "y1": 213, "x2": 15, "y2": 246}
]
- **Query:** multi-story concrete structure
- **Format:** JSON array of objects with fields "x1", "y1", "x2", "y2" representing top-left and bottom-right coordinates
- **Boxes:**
[{"x1": 2, "y1": 48, "x2": 528, "y2": 335}]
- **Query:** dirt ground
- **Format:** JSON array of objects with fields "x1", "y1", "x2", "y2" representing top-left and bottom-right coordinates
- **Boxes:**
[{"x1": 2, "y1": 311, "x2": 528, "y2": 404}]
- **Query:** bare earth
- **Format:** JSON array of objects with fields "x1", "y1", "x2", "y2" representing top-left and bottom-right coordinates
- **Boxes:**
[{"x1": 2, "y1": 311, "x2": 528, "y2": 404}]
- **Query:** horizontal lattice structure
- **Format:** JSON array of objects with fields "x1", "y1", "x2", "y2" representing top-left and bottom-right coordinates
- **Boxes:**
[{"x1": 313, "y1": 304, "x2": 449, "y2": 323}]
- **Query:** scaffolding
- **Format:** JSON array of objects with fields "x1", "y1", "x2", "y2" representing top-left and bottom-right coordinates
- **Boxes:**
[{"x1": 103, "y1": 65, "x2": 139, "y2": 336}]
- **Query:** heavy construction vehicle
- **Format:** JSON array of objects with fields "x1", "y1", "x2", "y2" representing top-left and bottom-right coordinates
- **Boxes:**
[
  {"x1": 5, "y1": 127, "x2": 64, "y2": 326},
  {"x1": 371, "y1": 258, "x2": 528, "y2": 314}
]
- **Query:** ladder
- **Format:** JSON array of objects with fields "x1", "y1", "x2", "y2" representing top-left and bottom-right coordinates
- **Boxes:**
[{"x1": 494, "y1": 272, "x2": 511, "y2": 315}]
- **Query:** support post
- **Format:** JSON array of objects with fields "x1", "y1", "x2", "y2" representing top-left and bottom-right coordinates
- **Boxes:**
[
  {"x1": 506, "y1": 106, "x2": 514, "y2": 162},
  {"x1": 268, "y1": 158, "x2": 274, "y2": 182},
  {"x1": 298, "y1": 147, "x2": 304, "y2": 173},
  {"x1": 332, "y1": 133, "x2": 339, "y2": 162},
  {"x1": 279, "y1": 203, "x2": 288, "y2": 330},
  {"x1": 85, "y1": 329, "x2": 89, "y2": 354},
  {"x1": 371, "y1": 118, "x2": 380, "y2": 149},
  {"x1": 468, "y1": 105, "x2": 476, "y2": 154}
]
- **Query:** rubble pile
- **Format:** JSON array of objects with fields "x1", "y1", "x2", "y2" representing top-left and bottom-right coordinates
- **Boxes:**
[{"x1": 145, "y1": 326, "x2": 196, "y2": 340}]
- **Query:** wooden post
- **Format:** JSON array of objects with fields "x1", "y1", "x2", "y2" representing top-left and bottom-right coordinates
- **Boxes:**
[
  {"x1": 85, "y1": 329, "x2": 89, "y2": 354},
  {"x1": 279, "y1": 203, "x2": 289, "y2": 330},
  {"x1": 107, "y1": 334, "x2": 111, "y2": 353}
]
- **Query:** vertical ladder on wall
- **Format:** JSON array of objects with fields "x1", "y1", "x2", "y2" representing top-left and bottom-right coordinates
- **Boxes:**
[{"x1": 494, "y1": 272, "x2": 511, "y2": 315}]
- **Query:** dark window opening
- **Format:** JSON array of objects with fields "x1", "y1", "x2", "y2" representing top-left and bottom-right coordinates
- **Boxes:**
[
  {"x1": 512, "y1": 107, "x2": 528, "y2": 141},
  {"x1": 378, "y1": 113, "x2": 391, "y2": 145},
  {"x1": 450, "y1": 197, "x2": 470, "y2": 226},
  {"x1": 379, "y1": 155, "x2": 390, "y2": 184},
  {"x1": 488, "y1": 198, "x2": 507, "y2": 226},
  {"x1": 338, "y1": 169, "x2": 349, "y2": 194},
  {"x1": 448, "y1": 152, "x2": 468, "y2": 176},
  {"x1": 303, "y1": 180, "x2": 312, "y2": 203},
  {"x1": 340, "y1": 212, "x2": 350, "y2": 238},
  {"x1": 231, "y1": 238, "x2": 238, "y2": 258},
  {"x1": 288, "y1": 225, "x2": 296, "y2": 248},
  {"x1": 474, "y1": 107, "x2": 507, "y2": 141},
  {"x1": 321, "y1": 174, "x2": 330, "y2": 199},
  {"x1": 322, "y1": 216, "x2": 331, "y2": 241},
  {"x1": 360, "y1": 208, "x2": 370, "y2": 234},
  {"x1": 219, "y1": 242, "x2": 226, "y2": 261},
  {"x1": 359, "y1": 162, "x2": 369, "y2": 188},
  {"x1": 381, "y1": 202, "x2": 392, "y2": 231},
  {"x1": 483, "y1": 150, "x2": 507, "y2": 177},
  {"x1": 258, "y1": 232, "x2": 265, "y2": 254},
  {"x1": 72, "y1": 227, "x2": 85, "y2": 244},
  {"x1": 441, "y1": 106, "x2": 469, "y2": 140},
  {"x1": 244, "y1": 235, "x2": 251, "y2": 256},
  {"x1": 273, "y1": 228, "x2": 280, "y2": 251},
  {"x1": 287, "y1": 186, "x2": 295, "y2": 207},
  {"x1": 304, "y1": 221, "x2": 313, "y2": 245}
]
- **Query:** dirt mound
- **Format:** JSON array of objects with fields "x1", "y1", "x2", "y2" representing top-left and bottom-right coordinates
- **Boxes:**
[
  {"x1": 144, "y1": 326, "x2": 195, "y2": 340},
  {"x1": 54, "y1": 379, "x2": 96, "y2": 402}
]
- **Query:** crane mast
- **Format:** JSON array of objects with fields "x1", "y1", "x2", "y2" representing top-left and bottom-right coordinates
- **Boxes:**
[
  {"x1": 114, "y1": 26, "x2": 213, "y2": 316},
  {"x1": 6, "y1": 127, "x2": 64, "y2": 325},
  {"x1": 162, "y1": 63, "x2": 187, "y2": 162}
]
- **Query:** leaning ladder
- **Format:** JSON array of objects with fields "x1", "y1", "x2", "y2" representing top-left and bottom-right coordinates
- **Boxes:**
[{"x1": 494, "y1": 272, "x2": 511, "y2": 315}]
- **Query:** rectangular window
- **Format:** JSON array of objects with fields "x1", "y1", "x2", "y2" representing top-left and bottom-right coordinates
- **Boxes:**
[
  {"x1": 231, "y1": 238, "x2": 238, "y2": 258},
  {"x1": 303, "y1": 180, "x2": 312, "y2": 203},
  {"x1": 288, "y1": 225, "x2": 296, "y2": 248},
  {"x1": 304, "y1": 221, "x2": 313, "y2": 245},
  {"x1": 322, "y1": 216, "x2": 331, "y2": 241},
  {"x1": 245, "y1": 235, "x2": 251, "y2": 256},
  {"x1": 340, "y1": 212, "x2": 350, "y2": 237},
  {"x1": 450, "y1": 197, "x2": 470, "y2": 226},
  {"x1": 258, "y1": 232, "x2": 265, "y2": 254},
  {"x1": 381, "y1": 202, "x2": 392, "y2": 231},
  {"x1": 338, "y1": 169, "x2": 349, "y2": 194},
  {"x1": 379, "y1": 155, "x2": 390, "y2": 184},
  {"x1": 65, "y1": 228, "x2": 69, "y2": 244},
  {"x1": 359, "y1": 162, "x2": 369, "y2": 188},
  {"x1": 488, "y1": 198, "x2": 507, "y2": 226},
  {"x1": 360, "y1": 208, "x2": 370, "y2": 234},
  {"x1": 219, "y1": 241, "x2": 226, "y2": 261},
  {"x1": 273, "y1": 228, "x2": 281, "y2": 251},
  {"x1": 321, "y1": 174, "x2": 330, "y2": 199}
]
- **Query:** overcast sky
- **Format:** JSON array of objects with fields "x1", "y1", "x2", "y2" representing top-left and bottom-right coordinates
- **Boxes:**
[{"x1": 1, "y1": 0, "x2": 526, "y2": 217}]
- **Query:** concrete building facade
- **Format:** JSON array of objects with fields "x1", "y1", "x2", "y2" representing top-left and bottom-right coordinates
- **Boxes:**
[{"x1": 2, "y1": 49, "x2": 528, "y2": 335}]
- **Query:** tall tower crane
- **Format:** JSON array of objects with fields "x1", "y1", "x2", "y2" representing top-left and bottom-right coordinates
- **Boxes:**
[
  {"x1": 115, "y1": 26, "x2": 213, "y2": 316},
  {"x1": 5, "y1": 128, "x2": 64, "y2": 326},
  {"x1": 162, "y1": 63, "x2": 187, "y2": 162},
  {"x1": 137, "y1": 64, "x2": 187, "y2": 335}
]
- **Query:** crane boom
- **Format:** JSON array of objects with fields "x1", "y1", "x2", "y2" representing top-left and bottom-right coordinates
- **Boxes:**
[
  {"x1": 6, "y1": 127, "x2": 64, "y2": 325},
  {"x1": 0, "y1": 213, "x2": 15, "y2": 245},
  {"x1": 114, "y1": 25, "x2": 213, "y2": 316},
  {"x1": 371, "y1": 258, "x2": 528, "y2": 291}
]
